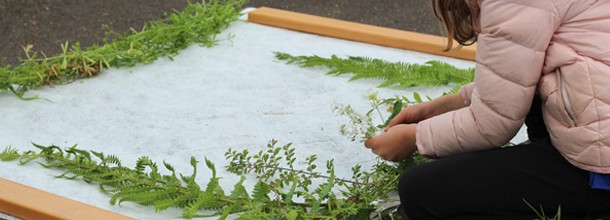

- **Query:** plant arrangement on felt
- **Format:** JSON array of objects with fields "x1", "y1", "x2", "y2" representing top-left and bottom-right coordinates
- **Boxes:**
[
  {"x1": 0, "y1": 4, "x2": 478, "y2": 218},
  {"x1": 1, "y1": 139, "x2": 427, "y2": 219},
  {"x1": 0, "y1": 0, "x2": 245, "y2": 100},
  {"x1": 0, "y1": 81, "x2": 433, "y2": 219}
]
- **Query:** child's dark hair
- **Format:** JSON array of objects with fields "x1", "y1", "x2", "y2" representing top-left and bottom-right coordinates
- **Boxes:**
[{"x1": 431, "y1": 0, "x2": 478, "y2": 51}]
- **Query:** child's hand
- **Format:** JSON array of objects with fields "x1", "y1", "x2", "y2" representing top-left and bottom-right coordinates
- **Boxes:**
[
  {"x1": 385, "y1": 93, "x2": 465, "y2": 132},
  {"x1": 365, "y1": 124, "x2": 418, "y2": 162},
  {"x1": 385, "y1": 102, "x2": 431, "y2": 132}
]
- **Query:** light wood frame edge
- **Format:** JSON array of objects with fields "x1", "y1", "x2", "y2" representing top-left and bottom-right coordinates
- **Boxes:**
[
  {"x1": 248, "y1": 7, "x2": 476, "y2": 61},
  {"x1": 0, "y1": 178, "x2": 133, "y2": 220}
]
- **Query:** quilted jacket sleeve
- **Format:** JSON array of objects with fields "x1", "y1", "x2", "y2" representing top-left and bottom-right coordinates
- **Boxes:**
[{"x1": 416, "y1": 0, "x2": 560, "y2": 157}]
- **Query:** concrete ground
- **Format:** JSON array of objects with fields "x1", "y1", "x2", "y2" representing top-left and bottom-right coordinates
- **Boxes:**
[{"x1": 0, "y1": 0, "x2": 441, "y2": 66}]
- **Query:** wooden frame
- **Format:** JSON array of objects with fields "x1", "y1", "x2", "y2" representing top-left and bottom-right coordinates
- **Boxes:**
[{"x1": 248, "y1": 7, "x2": 477, "y2": 61}]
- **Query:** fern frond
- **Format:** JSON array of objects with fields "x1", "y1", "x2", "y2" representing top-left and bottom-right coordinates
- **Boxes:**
[
  {"x1": 135, "y1": 156, "x2": 152, "y2": 173},
  {"x1": 182, "y1": 192, "x2": 227, "y2": 218},
  {"x1": 275, "y1": 52, "x2": 475, "y2": 94},
  {"x1": 94, "y1": 171, "x2": 130, "y2": 186},
  {"x1": 31, "y1": 143, "x2": 63, "y2": 160},
  {"x1": 311, "y1": 169, "x2": 335, "y2": 214},
  {"x1": 1, "y1": 142, "x2": 258, "y2": 217},
  {"x1": 203, "y1": 158, "x2": 227, "y2": 197},
  {"x1": 154, "y1": 193, "x2": 196, "y2": 212},
  {"x1": 118, "y1": 187, "x2": 180, "y2": 206},
  {"x1": 104, "y1": 154, "x2": 122, "y2": 167},
  {"x1": 162, "y1": 161, "x2": 176, "y2": 173},
  {"x1": 90, "y1": 150, "x2": 105, "y2": 160},
  {"x1": 65, "y1": 146, "x2": 92, "y2": 161},
  {"x1": 110, "y1": 186, "x2": 153, "y2": 205}
]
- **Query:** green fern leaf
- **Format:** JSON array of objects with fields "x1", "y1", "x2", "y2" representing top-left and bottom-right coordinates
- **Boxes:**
[
  {"x1": 0, "y1": 147, "x2": 20, "y2": 161},
  {"x1": 153, "y1": 193, "x2": 197, "y2": 212},
  {"x1": 104, "y1": 154, "x2": 122, "y2": 167},
  {"x1": 203, "y1": 159, "x2": 225, "y2": 196},
  {"x1": 90, "y1": 150, "x2": 105, "y2": 160},
  {"x1": 65, "y1": 146, "x2": 92, "y2": 161},
  {"x1": 229, "y1": 176, "x2": 250, "y2": 200},
  {"x1": 110, "y1": 186, "x2": 153, "y2": 205},
  {"x1": 182, "y1": 193, "x2": 206, "y2": 218},
  {"x1": 182, "y1": 192, "x2": 227, "y2": 218},
  {"x1": 277, "y1": 180, "x2": 298, "y2": 206},
  {"x1": 252, "y1": 181, "x2": 270, "y2": 201},
  {"x1": 205, "y1": 176, "x2": 225, "y2": 197},
  {"x1": 310, "y1": 167, "x2": 335, "y2": 214},
  {"x1": 135, "y1": 156, "x2": 152, "y2": 173},
  {"x1": 204, "y1": 157, "x2": 214, "y2": 178},
  {"x1": 118, "y1": 187, "x2": 179, "y2": 206}
]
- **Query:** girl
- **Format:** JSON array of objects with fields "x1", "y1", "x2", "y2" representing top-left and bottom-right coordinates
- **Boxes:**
[{"x1": 364, "y1": 0, "x2": 610, "y2": 219}]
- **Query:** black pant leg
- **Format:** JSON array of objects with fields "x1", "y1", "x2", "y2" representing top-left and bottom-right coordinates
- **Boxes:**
[{"x1": 398, "y1": 137, "x2": 610, "y2": 220}]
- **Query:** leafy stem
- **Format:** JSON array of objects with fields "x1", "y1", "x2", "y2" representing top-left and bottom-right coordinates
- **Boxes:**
[{"x1": 230, "y1": 162, "x2": 360, "y2": 185}]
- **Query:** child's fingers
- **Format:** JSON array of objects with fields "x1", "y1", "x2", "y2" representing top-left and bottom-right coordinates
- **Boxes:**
[
  {"x1": 364, "y1": 137, "x2": 375, "y2": 149},
  {"x1": 386, "y1": 111, "x2": 409, "y2": 130}
]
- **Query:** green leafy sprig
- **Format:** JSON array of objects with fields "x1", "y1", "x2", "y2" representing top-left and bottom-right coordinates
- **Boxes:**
[
  {"x1": 0, "y1": 0, "x2": 246, "y2": 100},
  {"x1": 225, "y1": 139, "x2": 429, "y2": 219},
  {"x1": 225, "y1": 140, "x2": 365, "y2": 219},
  {"x1": 335, "y1": 90, "x2": 429, "y2": 142},
  {"x1": 275, "y1": 52, "x2": 474, "y2": 94}
]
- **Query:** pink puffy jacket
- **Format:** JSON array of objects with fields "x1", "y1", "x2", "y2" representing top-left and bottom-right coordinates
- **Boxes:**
[{"x1": 416, "y1": 0, "x2": 610, "y2": 173}]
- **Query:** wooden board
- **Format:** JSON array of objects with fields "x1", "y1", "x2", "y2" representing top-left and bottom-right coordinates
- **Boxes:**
[
  {"x1": 248, "y1": 7, "x2": 476, "y2": 61},
  {"x1": 0, "y1": 178, "x2": 133, "y2": 220}
]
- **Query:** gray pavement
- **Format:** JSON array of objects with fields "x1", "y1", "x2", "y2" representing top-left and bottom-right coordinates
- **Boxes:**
[
  {"x1": 245, "y1": 0, "x2": 442, "y2": 35},
  {"x1": 0, "y1": 0, "x2": 442, "y2": 65}
]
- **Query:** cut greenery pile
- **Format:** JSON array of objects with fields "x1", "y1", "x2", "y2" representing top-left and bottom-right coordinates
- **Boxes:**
[{"x1": 0, "y1": 0, "x2": 480, "y2": 218}]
